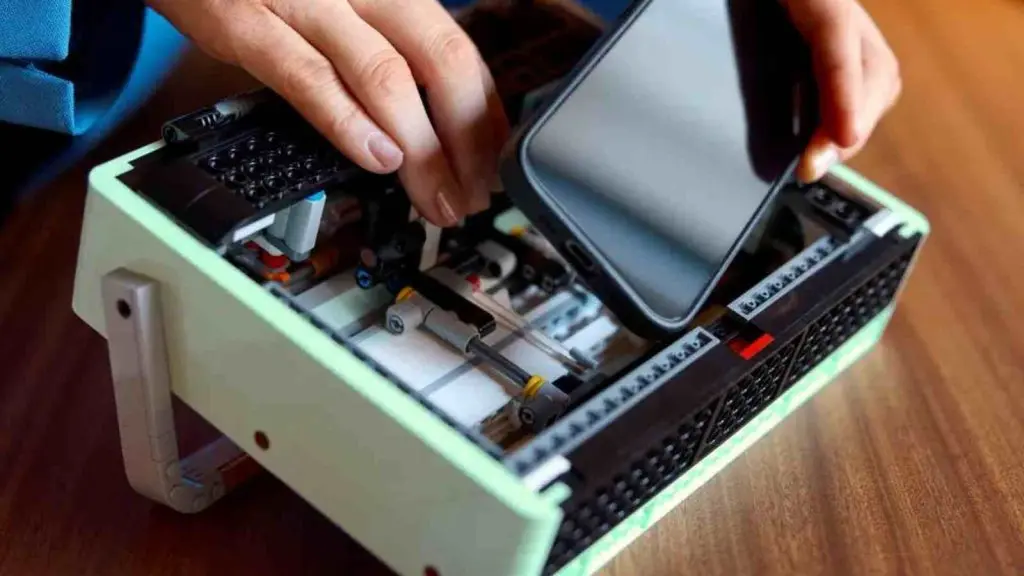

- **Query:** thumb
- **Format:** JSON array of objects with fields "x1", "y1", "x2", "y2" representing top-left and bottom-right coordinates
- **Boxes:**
[{"x1": 797, "y1": 130, "x2": 840, "y2": 183}]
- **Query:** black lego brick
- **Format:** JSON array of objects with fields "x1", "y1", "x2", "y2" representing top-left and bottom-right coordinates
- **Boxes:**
[
  {"x1": 750, "y1": 232, "x2": 921, "y2": 336},
  {"x1": 544, "y1": 232, "x2": 923, "y2": 574},
  {"x1": 119, "y1": 104, "x2": 376, "y2": 246}
]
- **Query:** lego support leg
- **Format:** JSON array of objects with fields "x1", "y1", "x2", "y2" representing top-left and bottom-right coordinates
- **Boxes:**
[{"x1": 101, "y1": 268, "x2": 259, "y2": 513}]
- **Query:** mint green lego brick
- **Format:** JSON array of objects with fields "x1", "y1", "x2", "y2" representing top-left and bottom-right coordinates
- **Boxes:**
[
  {"x1": 555, "y1": 307, "x2": 895, "y2": 576},
  {"x1": 72, "y1": 143, "x2": 561, "y2": 576}
]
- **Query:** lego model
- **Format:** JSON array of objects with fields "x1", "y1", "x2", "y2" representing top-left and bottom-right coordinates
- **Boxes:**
[{"x1": 70, "y1": 2, "x2": 929, "y2": 575}]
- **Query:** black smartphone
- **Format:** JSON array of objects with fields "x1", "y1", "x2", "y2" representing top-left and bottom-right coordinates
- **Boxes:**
[{"x1": 500, "y1": 0, "x2": 818, "y2": 339}]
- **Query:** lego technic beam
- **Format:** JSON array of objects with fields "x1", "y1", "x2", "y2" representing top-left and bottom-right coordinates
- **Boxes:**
[{"x1": 101, "y1": 269, "x2": 261, "y2": 512}]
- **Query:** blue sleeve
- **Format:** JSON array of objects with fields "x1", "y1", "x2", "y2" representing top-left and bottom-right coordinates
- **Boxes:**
[
  {"x1": 0, "y1": 0, "x2": 187, "y2": 135},
  {"x1": 1, "y1": 0, "x2": 188, "y2": 197},
  {"x1": 0, "y1": 0, "x2": 72, "y2": 60}
]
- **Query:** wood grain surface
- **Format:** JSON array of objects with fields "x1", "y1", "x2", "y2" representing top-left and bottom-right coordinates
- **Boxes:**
[{"x1": 2, "y1": 0, "x2": 1022, "y2": 574}]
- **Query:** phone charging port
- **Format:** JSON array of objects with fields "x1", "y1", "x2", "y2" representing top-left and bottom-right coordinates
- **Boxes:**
[{"x1": 564, "y1": 240, "x2": 596, "y2": 272}]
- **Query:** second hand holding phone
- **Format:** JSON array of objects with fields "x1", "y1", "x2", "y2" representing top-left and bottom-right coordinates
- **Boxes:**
[{"x1": 500, "y1": 0, "x2": 819, "y2": 339}]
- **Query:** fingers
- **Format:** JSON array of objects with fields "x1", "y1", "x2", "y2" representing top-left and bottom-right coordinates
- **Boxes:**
[
  {"x1": 796, "y1": 131, "x2": 840, "y2": 183},
  {"x1": 270, "y1": 0, "x2": 464, "y2": 226},
  {"x1": 353, "y1": 0, "x2": 509, "y2": 214},
  {"x1": 791, "y1": 0, "x2": 902, "y2": 182},
  {"x1": 150, "y1": 0, "x2": 507, "y2": 227},
  {"x1": 783, "y1": 0, "x2": 862, "y2": 148},
  {"x1": 224, "y1": 6, "x2": 404, "y2": 176}
]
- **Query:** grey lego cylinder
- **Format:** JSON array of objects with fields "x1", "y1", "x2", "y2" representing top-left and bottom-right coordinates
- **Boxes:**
[
  {"x1": 519, "y1": 393, "x2": 566, "y2": 433},
  {"x1": 283, "y1": 192, "x2": 326, "y2": 255},
  {"x1": 385, "y1": 300, "x2": 425, "y2": 335},
  {"x1": 268, "y1": 206, "x2": 291, "y2": 238},
  {"x1": 423, "y1": 309, "x2": 479, "y2": 354}
]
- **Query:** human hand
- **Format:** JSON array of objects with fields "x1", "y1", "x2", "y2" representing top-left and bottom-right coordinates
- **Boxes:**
[
  {"x1": 148, "y1": 0, "x2": 509, "y2": 227},
  {"x1": 783, "y1": 0, "x2": 902, "y2": 182}
]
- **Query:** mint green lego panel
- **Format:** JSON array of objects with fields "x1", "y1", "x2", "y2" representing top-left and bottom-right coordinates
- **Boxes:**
[
  {"x1": 557, "y1": 308, "x2": 895, "y2": 576},
  {"x1": 71, "y1": 144, "x2": 561, "y2": 576}
]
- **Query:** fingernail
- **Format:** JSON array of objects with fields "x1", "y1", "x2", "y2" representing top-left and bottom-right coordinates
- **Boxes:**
[
  {"x1": 811, "y1": 145, "x2": 840, "y2": 179},
  {"x1": 367, "y1": 132, "x2": 403, "y2": 172},
  {"x1": 856, "y1": 113, "x2": 874, "y2": 143},
  {"x1": 436, "y1": 189, "x2": 460, "y2": 226}
]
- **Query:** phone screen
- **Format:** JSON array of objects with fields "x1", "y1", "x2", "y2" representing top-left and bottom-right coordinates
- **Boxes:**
[{"x1": 523, "y1": 0, "x2": 815, "y2": 327}]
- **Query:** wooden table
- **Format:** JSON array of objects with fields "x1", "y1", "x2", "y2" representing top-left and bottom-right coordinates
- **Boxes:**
[{"x1": 2, "y1": 0, "x2": 1022, "y2": 573}]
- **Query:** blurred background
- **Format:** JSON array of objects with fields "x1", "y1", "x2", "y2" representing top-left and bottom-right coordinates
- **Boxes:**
[{"x1": 0, "y1": 0, "x2": 1021, "y2": 574}]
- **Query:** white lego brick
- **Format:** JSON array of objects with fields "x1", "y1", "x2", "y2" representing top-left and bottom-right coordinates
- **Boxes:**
[
  {"x1": 563, "y1": 315, "x2": 620, "y2": 353},
  {"x1": 356, "y1": 326, "x2": 471, "y2": 393},
  {"x1": 427, "y1": 368, "x2": 516, "y2": 428}
]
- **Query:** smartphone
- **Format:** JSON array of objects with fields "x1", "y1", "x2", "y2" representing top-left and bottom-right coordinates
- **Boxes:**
[{"x1": 500, "y1": 0, "x2": 819, "y2": 339}]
